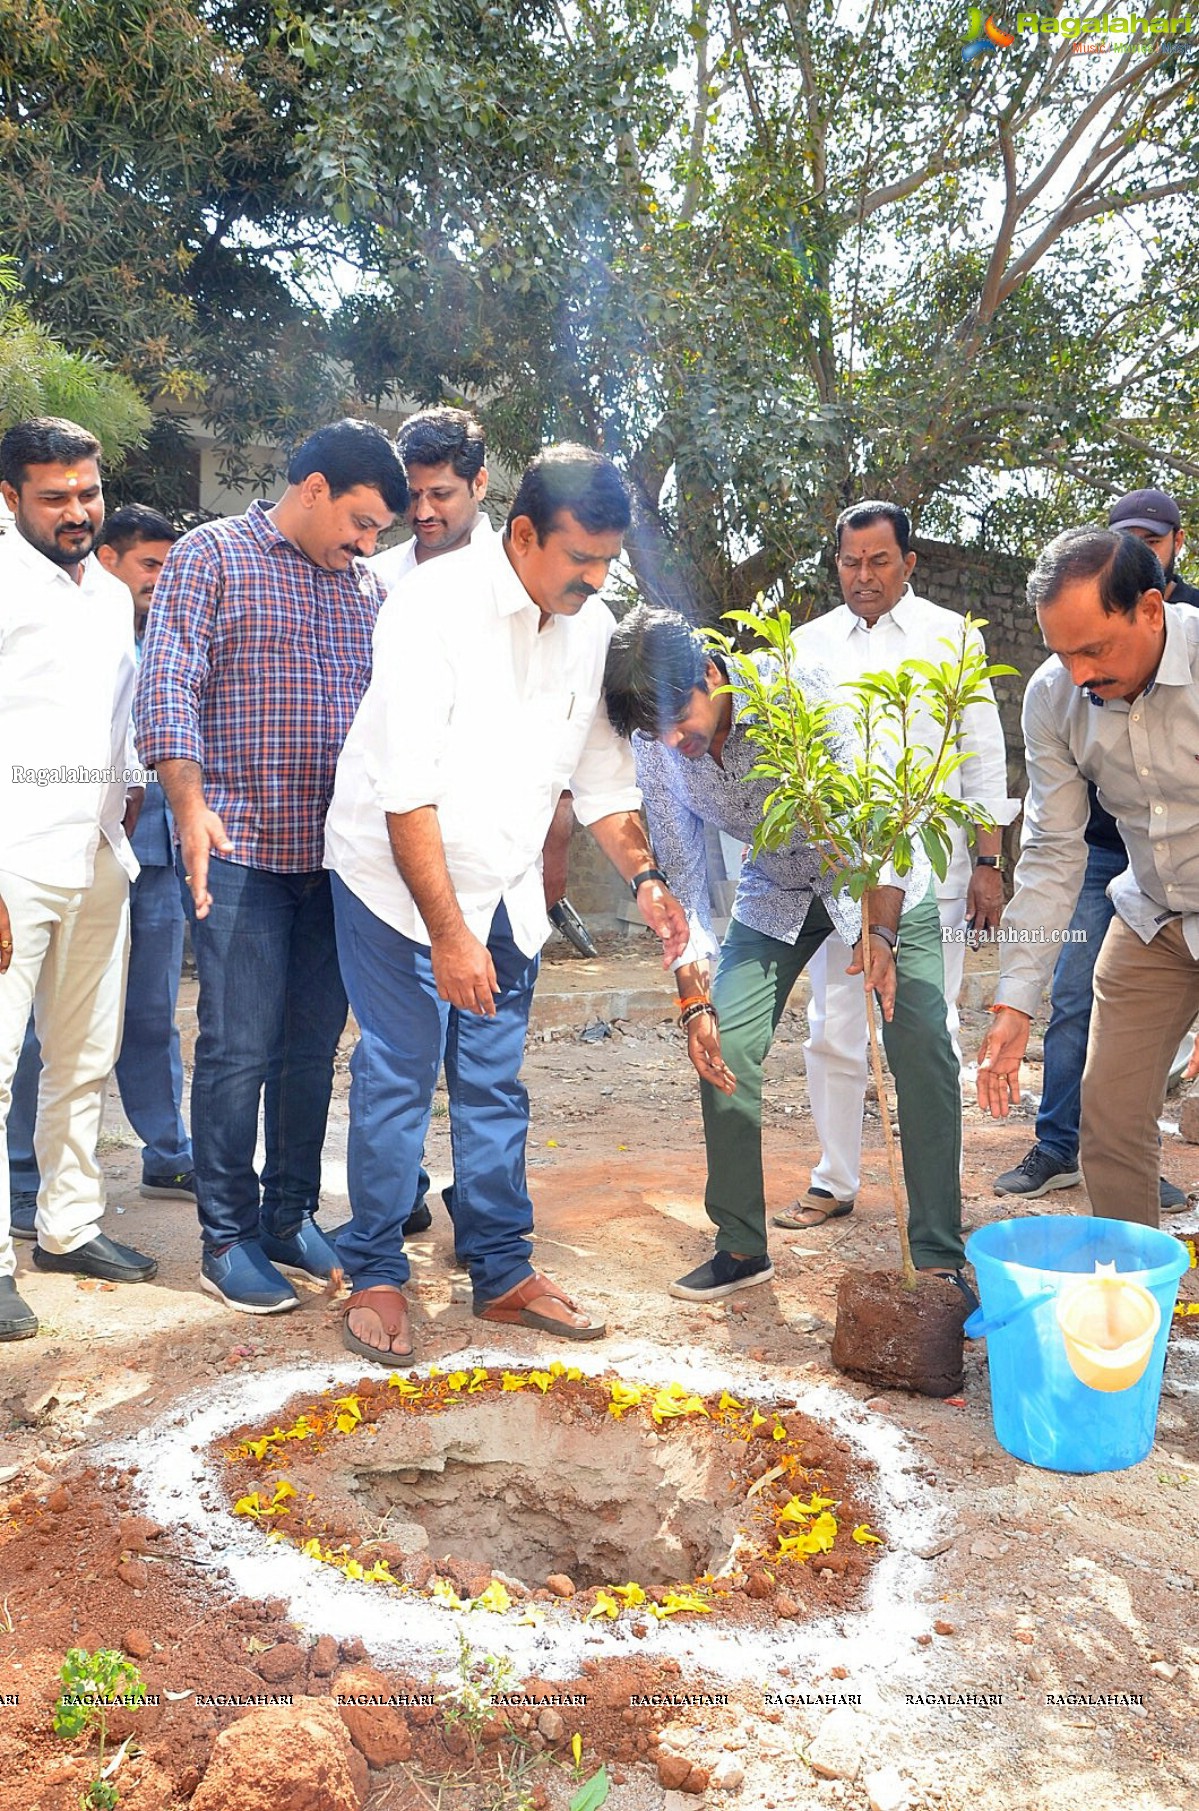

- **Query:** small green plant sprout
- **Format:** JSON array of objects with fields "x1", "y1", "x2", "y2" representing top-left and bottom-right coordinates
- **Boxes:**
[
  {"x1": 53, "y1": 1646, "x2": 147, "y2": 1810},
  {"x1": 710, "y1": 605, "x2": 1016, "y2": 1289},
  {"x1": 437, "y1": 1629, "x2": 517, "y2": 1744}
]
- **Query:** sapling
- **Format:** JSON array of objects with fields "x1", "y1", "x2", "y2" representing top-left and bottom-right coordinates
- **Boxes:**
[
  {"x1": 53, "y1": 1646, "x2": 146, "y2": 1810},
  {"x1": 709, "y1": 606, "x2": 1015, "y2": 1290}
]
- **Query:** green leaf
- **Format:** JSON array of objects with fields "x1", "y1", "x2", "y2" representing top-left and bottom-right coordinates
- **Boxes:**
[{"x1": 570, "y1": 1766, "x2": 611, "y2": 1811}]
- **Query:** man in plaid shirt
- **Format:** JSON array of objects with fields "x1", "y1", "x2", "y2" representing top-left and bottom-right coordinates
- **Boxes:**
[{"x1": 134, "y1": 419, "x2": 408, "y2": 1314}]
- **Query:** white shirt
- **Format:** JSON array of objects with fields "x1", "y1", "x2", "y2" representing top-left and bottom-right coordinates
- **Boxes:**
[
  {"x1": 325, "y1": 534, "x2": 640, "y2": 957},
  {"x1": 366, "y1": 513, "x2": 494, "y2": 598},
  {"x1": 792, "y1": 588, "x2": 1019, "y2": 898},
  {"x1": 0, "y1": 529, "x2": 140, "y2": 887}
]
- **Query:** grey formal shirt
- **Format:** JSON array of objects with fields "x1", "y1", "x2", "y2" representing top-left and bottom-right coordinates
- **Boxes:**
[
  {"x1": 997, "y1": 603, "x2": 1199, "y2": 1017},
  {"x1": 632, "y1": 661, "x2": 930, "y2": 966}
]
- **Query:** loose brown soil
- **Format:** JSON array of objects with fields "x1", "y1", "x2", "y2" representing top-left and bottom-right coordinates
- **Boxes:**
[{"x1": 2, "y1": 930, "x2": 1198, "y2": 1811}]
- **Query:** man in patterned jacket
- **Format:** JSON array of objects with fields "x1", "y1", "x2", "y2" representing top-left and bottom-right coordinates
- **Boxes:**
[{"x1": 604, "y1": 604, "x2": 969, "y2": 1304}]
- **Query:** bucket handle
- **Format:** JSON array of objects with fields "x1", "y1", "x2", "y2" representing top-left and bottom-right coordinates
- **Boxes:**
[{"x1": 964, "y1": 1287, "x2": 1055, "y2": 1341}]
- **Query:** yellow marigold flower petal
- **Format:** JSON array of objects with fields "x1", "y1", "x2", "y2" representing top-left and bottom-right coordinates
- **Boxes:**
[{"x1": 852, "y1": 1523, "x2": 884, "y2": 1545}]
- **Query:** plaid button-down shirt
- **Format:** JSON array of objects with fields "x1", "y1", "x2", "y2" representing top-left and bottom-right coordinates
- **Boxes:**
[{"x1": 134, "y1": 501, "x2": 382, "y2": 873}]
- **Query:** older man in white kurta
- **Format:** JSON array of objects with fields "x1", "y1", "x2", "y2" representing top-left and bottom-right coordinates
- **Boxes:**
[{"x1": 788, "y1": 503, "x2": 1017, "y2": 1226}]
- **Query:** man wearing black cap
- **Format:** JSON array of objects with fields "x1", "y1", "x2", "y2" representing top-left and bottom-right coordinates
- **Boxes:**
[
  {"x1": 993, "y1": 487, "x2": 1197, "y2": 1209},
  {"x1": 1108, "y1": 488, "x2": 1199, "y2": 608}
]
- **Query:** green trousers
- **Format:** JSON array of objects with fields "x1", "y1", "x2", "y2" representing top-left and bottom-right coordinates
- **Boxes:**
[{"x1": 701, "y1": 893, "x2": 965, "y2": 1270}]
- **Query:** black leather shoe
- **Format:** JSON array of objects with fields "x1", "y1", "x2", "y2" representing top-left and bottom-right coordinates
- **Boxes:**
[
  {"x1": 32, "y1": 1234, "x2": 158, "y2": 1284},
  {"x1": 0, "y1": 1275, "x2": 37, "y2": 1340}
]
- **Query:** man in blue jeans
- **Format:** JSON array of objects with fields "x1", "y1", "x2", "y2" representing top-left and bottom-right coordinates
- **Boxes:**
[
  {"x1": 325, "y1": 447, "x2": 686, "y2": 1364},
  {"x1": 8, "y1": 507, "x2": 194, "y2": 1233},
  {"x1": 135, "y1": 420, "x2": 409, "y2": 1313},
  {"x1": 995, "y1": 487, "x2": 1199, "y2": 1206}
]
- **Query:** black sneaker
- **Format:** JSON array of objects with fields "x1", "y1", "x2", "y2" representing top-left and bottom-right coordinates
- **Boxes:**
[
  {"x1": 994, "y1": 1146, "x2": 1082, "y2": 1197},
  {"x1": 1159, "y1": 1176, "x2": 1187, "y2": 1213},
  {"x1": 9, "y1": 1190, "x2": 37, "y2": 1241},
  {"x1": 402, "y1": 1200, "x2": 433, "y2": 1236},
  {"x1": 140, "y1": 1170, "x2": 197, "y2": 1201},
  {"x1": 669, "y1": 1250, "x2": 775, "y2": 1301}
]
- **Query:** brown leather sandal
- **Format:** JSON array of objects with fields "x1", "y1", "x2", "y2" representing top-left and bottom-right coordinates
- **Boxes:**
[
  {"x1": 473, "y1": 1272, "x2": 606, "y2": 1340},
  {"x1": 342, "y1": 1285, "x2": 414, "y2": 1367}
]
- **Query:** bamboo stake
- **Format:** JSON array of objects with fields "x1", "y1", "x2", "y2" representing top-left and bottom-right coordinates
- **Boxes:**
[{"x1": 860, "y1": 892, "x2": 918, "y2": 1290}]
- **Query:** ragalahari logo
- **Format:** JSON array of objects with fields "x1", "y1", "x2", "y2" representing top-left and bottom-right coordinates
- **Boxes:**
[{"x1": 962, "y1": 7, "x2": 1016, "y2": 58}]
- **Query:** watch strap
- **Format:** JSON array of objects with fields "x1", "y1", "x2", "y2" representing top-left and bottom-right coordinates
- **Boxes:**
[{"x1": 630, "y1": 866, "x2": 669, "y2": 897}]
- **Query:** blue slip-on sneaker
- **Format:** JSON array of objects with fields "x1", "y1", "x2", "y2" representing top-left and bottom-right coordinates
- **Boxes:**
[
  {"x1": 669, "y1": 1249, "x2": 774, "y2": 1301},
  {"x1": 140, "y1": 1169, "x2": 197, "y2": 1200},
  {"x1": 201, "y1": 1240, "x2": 299, "y2": 1314},
  {"x1": 258, "y1": 1216, "x2": 341, "y2": 1282},
  {"x1": 9, "y1": 1190, "x2": 37, "y2": 1241}
]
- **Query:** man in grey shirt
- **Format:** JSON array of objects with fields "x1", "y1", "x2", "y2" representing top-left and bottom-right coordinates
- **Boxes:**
[{"x1": 978, "y1": 526, "x2": 1199, "y2": 1226}]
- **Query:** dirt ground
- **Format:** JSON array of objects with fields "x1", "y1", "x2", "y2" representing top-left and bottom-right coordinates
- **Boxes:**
[{"x1": 2, "y1": 928, "x2": 1197, "y2": 1811}]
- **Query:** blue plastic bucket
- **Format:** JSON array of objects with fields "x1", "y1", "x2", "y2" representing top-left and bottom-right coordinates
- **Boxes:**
[{"x1": 964, "y1": 1215, "x2": 1189, "y2": 1473}]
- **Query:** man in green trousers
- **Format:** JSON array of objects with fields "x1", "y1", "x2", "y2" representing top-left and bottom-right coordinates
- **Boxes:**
[{"x1": 603, "y1": 603, "x2": 968, "y2": 1303}]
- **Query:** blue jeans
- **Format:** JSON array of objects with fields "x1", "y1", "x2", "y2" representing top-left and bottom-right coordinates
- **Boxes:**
[
  {"x1": 331, "y1": 876, "x2": 537, "y2": 1303},
  {"x1": 184, "y1": 858, "x2": 347, "y2": 1252},
  {"x1": 8, "y1": 864, "x2": 191, "y2": 1188},
  {"x1": 1035, "y1": 843, "x2": 1126, "y2": 1165}
]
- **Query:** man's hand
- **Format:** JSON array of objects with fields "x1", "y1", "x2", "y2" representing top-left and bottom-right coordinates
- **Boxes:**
[
  {"x1": 122, "y1": 786, "x2": 145, "y2": 841},
  {"x1": 541, "y1": 792, "x2": 574, "y2": 910},
  {"x1": 686, "y1": 1012, "x2": 736, "y2": 1093},
  {"x1": 966, "y1": 863, "x2": 1004, "y2": 940},
  {"x1": 0, "y1": 891, "x2": 12, "y2": 975},
  {"x1": 177, "y1": 807, "x2": 234, "y2": 920},
  {"x1": 431, "y1": 926, "x2": 498, "y2": 1015},
  {"x1": 1184, "y1": 1035, "x2": 1199, "y2": 1087},
  {"x1": 846, "y1": 933, "x2": 897, "y2": 1021},
  {"x1": 634, "y1": 879, "x2": 689, "y2": 966},
  {"x1": 977, "y1": 1006, "x2": 1032, "y2": 1117}
]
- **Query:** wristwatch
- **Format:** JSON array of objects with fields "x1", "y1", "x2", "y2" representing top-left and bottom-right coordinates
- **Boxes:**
[
  {"x1": 855, "y1": 923, "x2": 899, "y2": 957},
  {"x1": 630, "y1": 866, "x2": 669, "y2": 897},
  {"x1": 974, "y1": 855, "x2": 1004, "y2": 870}
]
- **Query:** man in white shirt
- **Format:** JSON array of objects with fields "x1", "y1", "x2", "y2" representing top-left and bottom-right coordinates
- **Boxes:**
[
  {"x1": 368, "y1": 405, "x2": 492, "y2": 595},
  {"x1": 0, "y1": 417, "x2": 158, "y2": 1344},
  {"x1": 365, "y1": 406, "x2": 495, "y2": 1240},
  {"x1": 787, "y1": 501, "x2": 1017, "y2": 1229},
  {"x1": 325, "y1": 445, "x2": 687, "y2": 1366},
  {"x1": 375, "y1": 409, "x2": 583, "y2": 945}
]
